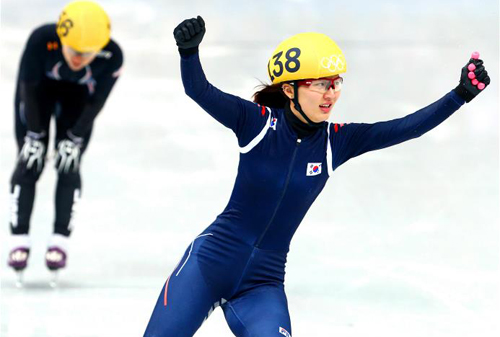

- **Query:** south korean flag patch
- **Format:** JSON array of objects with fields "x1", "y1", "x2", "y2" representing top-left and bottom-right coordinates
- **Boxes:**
[
  {"x1": 306, "y1": 163, "x2": 322, "y2": 176},
  {"x1": 270, "y1": 117, "x2": 277, "y2": 130}
]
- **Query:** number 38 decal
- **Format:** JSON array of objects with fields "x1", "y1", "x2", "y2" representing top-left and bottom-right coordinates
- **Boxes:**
[{"x1": 268, "y1": 47, "x2": 301, "y2": 82}]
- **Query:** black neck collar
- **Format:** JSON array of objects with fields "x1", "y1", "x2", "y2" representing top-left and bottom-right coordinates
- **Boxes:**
[{"x1": 284, "y1": 101, "x2": 324, "y2": 138}]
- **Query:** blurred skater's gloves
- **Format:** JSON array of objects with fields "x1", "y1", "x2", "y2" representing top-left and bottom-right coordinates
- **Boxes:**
[
  {"x1": 55, "y1": 131, "x2": 82, "y2": 173},
  {"x1": 18, "y1": 131, "x2": 46, "y2": 172},
  {"x1": 453, "y1": 58, "x2": 490, "y2": 103},
  {"x1": 173, "y1": 16, "x2": 205, "y2": 55}
]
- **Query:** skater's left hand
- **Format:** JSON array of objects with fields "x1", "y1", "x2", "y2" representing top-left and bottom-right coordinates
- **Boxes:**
[
  {"x1": 453, "y1": 52, "x2": 491, "y2": 103},
  {"x1": 55, "y1": 131, "x2": 83, "y2": 173}
]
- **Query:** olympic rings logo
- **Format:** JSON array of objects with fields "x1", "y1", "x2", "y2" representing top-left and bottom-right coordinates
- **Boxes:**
[{"x1": 320, "y1": 54, "x2": 346, "y2": 72}]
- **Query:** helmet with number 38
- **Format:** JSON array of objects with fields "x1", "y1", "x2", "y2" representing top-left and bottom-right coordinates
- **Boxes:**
[
  {"x1": 268, "y1": 32, "x2": 347, "y2": 84},
  {"x1": 57, "y1": 0, "x2": 111, "y2": 53}
]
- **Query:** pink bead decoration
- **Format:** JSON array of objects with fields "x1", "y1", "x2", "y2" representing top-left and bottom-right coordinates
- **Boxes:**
[
  {"x1": 468, "y1": 63, "x2": 476, "y2": 71},
  {"x1": 471, "y1": 52, "x2": 480, "y2": 59},
  {"x1": 477, "y1": 82, "x2": 485, "y2": 90},
  {"x1": 471, "y1": 79, "x2": 479, "y2": 85},
  {"x1": 468, "y1": 72, "x2": 476, "y2": 79}
]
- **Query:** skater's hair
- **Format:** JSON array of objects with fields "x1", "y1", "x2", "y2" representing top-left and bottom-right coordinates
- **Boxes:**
[{"x1": 253, "y1": 82, "x2": 290, "y2": 109}]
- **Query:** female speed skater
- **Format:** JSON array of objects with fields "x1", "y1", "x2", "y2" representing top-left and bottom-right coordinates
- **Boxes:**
[
  {"x1": 7, "y1": 0, "x2": 123, "y2": 286},
  {"x1": 144, "y1": 16, "x2": 490, "y2": 337}
]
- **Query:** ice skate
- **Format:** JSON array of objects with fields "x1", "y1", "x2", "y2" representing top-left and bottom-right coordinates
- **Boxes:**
[
  {"x1": 45, "y1": 234, "x2": 70, "y2": 287},
  {"x1": 8, "y1": 247, "x2": 30, "y2": 288},
  {"x1": 45, "y1": 246, "x2": 67, "y2": 287},
  {"x1": 7, "y1": 235, "x2": 31, "y2": 288}
]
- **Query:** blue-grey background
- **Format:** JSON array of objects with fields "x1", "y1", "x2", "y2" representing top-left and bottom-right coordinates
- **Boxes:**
[{"x1": 1, "y1": 0, "x2": 499, "y2": 336}]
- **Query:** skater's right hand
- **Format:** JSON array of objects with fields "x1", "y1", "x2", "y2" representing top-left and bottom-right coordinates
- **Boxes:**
[
  {"x1": 18, "y1": 131, "x2": 46, "y2": 172},
  {"x1": 173, "y1": 16, "x2": 206, "y2": 51}
]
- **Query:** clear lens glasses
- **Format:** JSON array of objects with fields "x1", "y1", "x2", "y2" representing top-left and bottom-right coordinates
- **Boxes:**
[
  {"x1": 297, "y1": 77, "x2": 343, "y2": 93},
  {"x1": 65, "y1": 46, "x2": 96, "y2": 59}
]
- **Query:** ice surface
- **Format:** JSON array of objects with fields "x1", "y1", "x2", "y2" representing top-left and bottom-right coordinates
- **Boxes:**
[{"x1": 1, "y1": 1, "x2": 499, "y2": 336}]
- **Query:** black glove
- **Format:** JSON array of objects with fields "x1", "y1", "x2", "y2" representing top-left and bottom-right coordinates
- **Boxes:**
[
  {"x1": 173, "y1": 16, "x2": 205, "y2": 55},
  {"x1": 453, "y1": 55, "x2": 491, "y2": 103}
]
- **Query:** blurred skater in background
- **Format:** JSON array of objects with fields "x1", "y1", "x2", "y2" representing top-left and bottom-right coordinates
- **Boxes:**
[
  {"x1": 7, "y1": 0, "x2": 123, "y2": 284},
  {"x1": 143, "y1": 16, "x2": 490, "y2": 337}
]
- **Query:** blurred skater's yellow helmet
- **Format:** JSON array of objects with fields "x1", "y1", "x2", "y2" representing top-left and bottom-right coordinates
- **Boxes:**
[
  {"x1": 57, "y1": 0, "x2": 110, "y2": 53},
  {"x1": 268, "y1": 32, "x2": 346, "y2": 84}
]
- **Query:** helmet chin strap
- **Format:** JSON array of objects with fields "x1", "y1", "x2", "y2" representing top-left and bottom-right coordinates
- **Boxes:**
[{"x1": 292, "y1": 82, "x2": 324, "y2": 128}]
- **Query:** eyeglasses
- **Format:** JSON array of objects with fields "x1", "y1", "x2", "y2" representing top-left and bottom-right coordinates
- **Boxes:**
[
  {"x1": 296, "y1": 77, "x2": 343, "y2": 94},
  {"x1": 65, "y1": 46, "x2": 97, "y2": 59}
]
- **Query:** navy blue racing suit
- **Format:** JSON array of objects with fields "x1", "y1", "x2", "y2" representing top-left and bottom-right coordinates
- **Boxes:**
[{"x1": 144, "y1": 51, "x2": 465, "y2": 337}]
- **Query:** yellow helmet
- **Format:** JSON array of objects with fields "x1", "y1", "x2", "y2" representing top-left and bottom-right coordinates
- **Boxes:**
[
  {"x1": 57, "y1": 0, "x2": 111, "y2": 53},
  {"x1": 268, "y1": 32, "x2": 346, "y2": 84}
]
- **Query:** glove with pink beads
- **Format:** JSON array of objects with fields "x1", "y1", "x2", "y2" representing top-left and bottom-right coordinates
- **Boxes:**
[{"x1": 453, "y1": 52, "x2": 491, "y2": 103}]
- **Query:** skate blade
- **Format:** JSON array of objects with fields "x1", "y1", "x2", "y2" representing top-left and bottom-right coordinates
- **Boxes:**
[
  {"x1": 15, "y1": 271, "x2": 24, "y2": 288},
  {"x1": 49, "y1": 271, "x2": 59, "y2": 288}
]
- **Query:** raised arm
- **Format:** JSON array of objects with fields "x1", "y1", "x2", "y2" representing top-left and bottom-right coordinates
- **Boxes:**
[
  {"x1": 174, "y1": 16, "x2": 269, "y2": 147},
  {"x1": 330, "y1": 53, "x2": 491, "y2": 170}
]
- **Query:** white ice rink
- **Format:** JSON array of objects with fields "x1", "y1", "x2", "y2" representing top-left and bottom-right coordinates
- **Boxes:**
[{"x1": 1, "y1": 0, "x2": 499, "y2": 336}]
